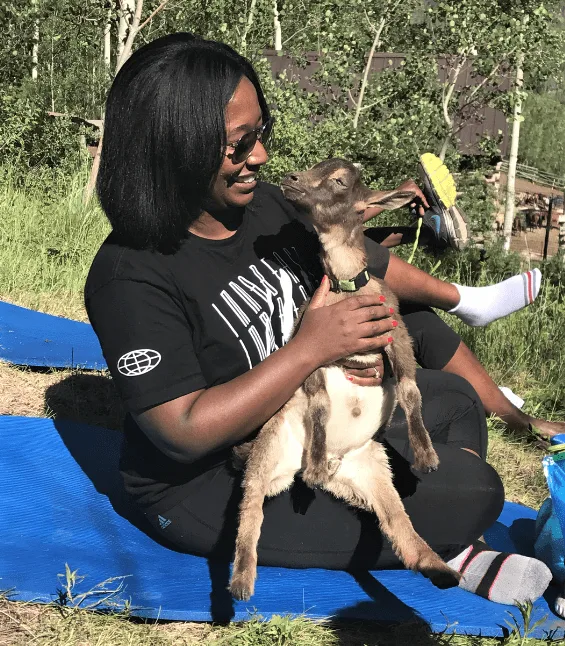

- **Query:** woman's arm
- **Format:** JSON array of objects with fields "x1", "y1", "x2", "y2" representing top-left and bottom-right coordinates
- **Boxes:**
[
  {"x1": 384, "y1": 254, "x2": 460, "y2": 310},
  {"x1": 133, "y1": 280, "x2": 395, "y2": 464}
]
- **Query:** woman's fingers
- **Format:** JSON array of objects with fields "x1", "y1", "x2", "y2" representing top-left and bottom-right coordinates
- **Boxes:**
[
  {"x1": 345, "y1": 365, "x2": 383, "y2": 386},
  {"x1": 344, "y1": 357, "x2": 385, "y2": 387},
  {"x1": 309, "y1": 275, "x2": 329, "y2": 309},
  {"x1": 357, "y1": 318, "x2": 396, "y2": 338},
  {"x1": 358, "y1": 333, "x2": 394, "y2": 353},
  {"x1": 351, "y1": 304, "x2": 395, "y2": 324},
  {"x1": 346, "y1": 370, "x2": 383, "y2": 387}
]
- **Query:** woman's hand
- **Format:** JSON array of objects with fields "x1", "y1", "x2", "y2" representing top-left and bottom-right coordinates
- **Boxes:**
[
  {"x1": 343, "y1": 355, "x2": 384, "y2": 387},
  {"x1": 293, "y1": 276, "x2": 395, "y2": 367},
  {"x1": 396, "y1": 179, "x2": 429, "y2": 216}
]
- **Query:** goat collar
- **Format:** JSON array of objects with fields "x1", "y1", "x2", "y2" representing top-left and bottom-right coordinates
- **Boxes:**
[{"x1": 328, "y1": 268, "x2": 370, "y2": 293}]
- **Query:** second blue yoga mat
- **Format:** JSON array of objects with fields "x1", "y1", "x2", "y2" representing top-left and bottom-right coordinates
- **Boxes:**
[{"x1": 0, "y1": 300, "x2": 106, "y2": 369}]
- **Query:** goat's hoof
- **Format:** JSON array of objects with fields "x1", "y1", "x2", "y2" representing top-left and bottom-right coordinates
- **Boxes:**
[
  {"x1": 425, "y1": 565, "x2": 461, "y2": 590},
  {"x1": 417, "y1": 552, "x2": 460, "y2": 589},
  {"x1": 412, "y1": 451, "x2": 440, "y2": 473},
  {"x1": 229, "y1": 575, "x2": 255, "y2": 601}
]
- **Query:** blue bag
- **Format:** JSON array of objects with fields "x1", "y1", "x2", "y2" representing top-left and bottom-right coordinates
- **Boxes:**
[{"x1": 534, "y1": 434, "x2": 565, "y2": 602}]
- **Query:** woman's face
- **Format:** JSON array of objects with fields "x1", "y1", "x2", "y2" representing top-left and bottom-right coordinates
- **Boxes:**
[{"x1": 207, "y1": 76, "x2": 269, "y2": 213}]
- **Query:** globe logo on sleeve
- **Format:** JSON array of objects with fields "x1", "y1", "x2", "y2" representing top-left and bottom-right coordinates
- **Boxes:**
[{"x1": 117, "y1": 349, "x2": 162, "y2": 376}]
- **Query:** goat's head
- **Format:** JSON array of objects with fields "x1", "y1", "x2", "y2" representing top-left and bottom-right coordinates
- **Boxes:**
[{"x1": 281, "y1": 158, "x2": 417, "y2": 233}]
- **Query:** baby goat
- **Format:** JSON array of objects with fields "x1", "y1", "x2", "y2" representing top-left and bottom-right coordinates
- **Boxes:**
[{"x1": 228, "y1": 159, "x2": 460, "y2": 601}]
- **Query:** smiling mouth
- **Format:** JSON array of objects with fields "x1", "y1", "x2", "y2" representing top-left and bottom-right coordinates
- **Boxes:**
[{"x1": 228, "y1": 173, "x2": 258, "y2": 188}]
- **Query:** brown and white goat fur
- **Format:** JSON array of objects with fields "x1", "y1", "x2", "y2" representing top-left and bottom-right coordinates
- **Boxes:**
[{"x1": 228, "y1": 159, "x2": 460, "y2": 601}]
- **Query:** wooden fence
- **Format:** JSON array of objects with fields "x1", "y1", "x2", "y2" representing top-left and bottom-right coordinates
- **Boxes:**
[{"x1": 500, "y1": 160, "x2": 565, "y2": 190}]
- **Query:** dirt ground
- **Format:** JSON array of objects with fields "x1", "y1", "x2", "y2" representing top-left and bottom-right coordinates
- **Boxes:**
[
  {"x1": 508, "y1": 225, "x2": 560, "y2": 262},
  {"x1": 0, "y1": 361, "x2": 124, "y2": 430}
]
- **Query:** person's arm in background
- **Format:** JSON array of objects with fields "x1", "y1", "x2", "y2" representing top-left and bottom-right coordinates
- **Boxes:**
[
  {"x1": 362, "y1": 178, "x2": 428, "y2": 224},
  {"x1": 362, "y1": 178, "x2": 462, "y2": 309}
]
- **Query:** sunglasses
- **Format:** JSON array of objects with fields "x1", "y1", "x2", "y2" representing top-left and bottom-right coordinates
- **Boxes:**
[{"x1": 225, "y1": 117, "x2": 275, "y2": 164}]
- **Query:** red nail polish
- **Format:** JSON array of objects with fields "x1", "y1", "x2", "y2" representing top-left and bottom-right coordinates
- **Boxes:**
[
  {"x1": 389, "y1": 307, "x2": 394, "y2": 314},
  {"x1": 392, "y1": 320, "x2": 398, "y2": 327},
  {"x1": 346, "y1": 375, "x2": 354, "y2": 381},
  {"x1": 379, "y1": 295, "x2": 386, "y2": 302},
  {"x1": 388, "y1": 336, "x2": 394, "y2": 343}
]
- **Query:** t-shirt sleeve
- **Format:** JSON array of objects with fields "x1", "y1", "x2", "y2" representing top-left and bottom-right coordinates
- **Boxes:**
[
  {"x1": 86, "y1": 279, "x2": 207, "y2": 412},
  {"x1": 364, "y1": 234, "x2": 390, "y2": 279}
]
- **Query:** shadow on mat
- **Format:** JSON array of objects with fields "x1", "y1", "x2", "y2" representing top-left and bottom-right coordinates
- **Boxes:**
[
  {"x1": 46, "y1": 375, "x2": 238, "y2": 622},
  {"x1": 45, "y1": 372, "x2": 125, "y2": 431}
]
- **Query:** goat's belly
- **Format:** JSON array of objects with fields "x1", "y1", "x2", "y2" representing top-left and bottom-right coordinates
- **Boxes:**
[{"x1": 323, "y1": 366, "x2": 396, "y2": 455}]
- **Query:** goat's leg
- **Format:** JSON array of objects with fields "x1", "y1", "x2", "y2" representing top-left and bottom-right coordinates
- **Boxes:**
[
  {"x1": 302, "y1": 403, "x2": 331, "y2": 486},
  {"x1": 385, "y1": 322, "x2": 439, "y2": 473},
  {"x1": 324, "y1": 441, "x2": 460, "y2": 589},
  {"x1": 301, "y1": 371, "x2": 331, "y2": 486},
  {"x1": 229, "y1": 415, "x2": 299, "y2": 601}
]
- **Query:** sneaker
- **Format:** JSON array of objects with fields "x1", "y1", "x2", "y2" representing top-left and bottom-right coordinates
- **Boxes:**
[{"x1": 417, "y1": 153, "x2": 469, "y2": 251}]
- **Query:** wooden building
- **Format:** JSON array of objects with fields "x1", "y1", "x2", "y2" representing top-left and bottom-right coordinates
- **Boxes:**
[{"x1": 262, "y1": 50, "x2": 510, "y2": 157}]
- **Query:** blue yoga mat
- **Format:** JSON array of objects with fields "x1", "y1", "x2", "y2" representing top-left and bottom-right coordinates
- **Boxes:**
[
  {"x1": 1, "y1": 415, "x2": 564, "y2": 638},
  {"x1": 0, "y1": 300, "x2": 106, "y2": 369}
]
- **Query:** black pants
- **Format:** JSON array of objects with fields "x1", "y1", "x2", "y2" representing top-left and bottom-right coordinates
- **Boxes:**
[
  {"x1": 146, "y1": 370, "x2": 504, "y2": 570},
  {"x1": 401, "y1": 304, "x2": 461, "y2": 370}
]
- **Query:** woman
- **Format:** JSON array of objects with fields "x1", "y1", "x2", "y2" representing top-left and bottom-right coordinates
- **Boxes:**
[{"x1": 86, "y1": 32, "x2": 551, "y2": 605}]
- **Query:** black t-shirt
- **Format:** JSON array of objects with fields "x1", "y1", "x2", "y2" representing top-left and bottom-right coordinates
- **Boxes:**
[{"x1": 85, "y1": 181, "x2": 390, "y2": 512}]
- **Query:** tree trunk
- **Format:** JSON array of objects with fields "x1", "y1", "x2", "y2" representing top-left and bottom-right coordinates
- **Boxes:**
[
  {"x1": 503, "y1": 52, "x2": 525, "y2": 252},
  {"x1": 439, "y1": 135, "x2": 450, "y2": 162},
  {"x1": 352, "y1": 17, "x2": 386, "y2": 131},
  {"x1": 438, "y1": 58, "x2": 465, "y2": 161},
  {"x1": 104, "y1": 8, "x2": 112, "y2": 72},
  {"x1": 31, "y1": 19, "x2": 39, "y2": 81},
  {"x1": 273, "y1": 0, "x2": 282, "y2": 51},
  {"x1": 240, "y1": 0, "x2": 258, "y2": 54},
  {"x1": 117, "y1": 0, "x2": 135, "y2": 62},
  {"x1": 116, "y1": 0, "x2": 143, "y2": 72},
  {"x1": 84, "y1": 131, "x2": 103, "y2": 202},
  {"x1": 87, "y1": 0, "x2": 171, "y2": 202},
  {"x1": 558, "y1": 193, "x2": 565, "y2": 254}
]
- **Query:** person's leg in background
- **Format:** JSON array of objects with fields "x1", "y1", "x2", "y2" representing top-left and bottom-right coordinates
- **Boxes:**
[{"x1": 400, "y1": 304, "x2": 565, "y2": 437}]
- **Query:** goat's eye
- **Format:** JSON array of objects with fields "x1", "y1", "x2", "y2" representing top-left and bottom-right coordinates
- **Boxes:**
[{"x1": 334, "y1": 177, "x2": 346, "y2": 187}]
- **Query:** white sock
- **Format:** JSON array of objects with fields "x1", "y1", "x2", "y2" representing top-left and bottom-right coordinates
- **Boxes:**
[
  {"x1": 449, "y1": 269, "x2": 542, "y2": 327},
  {"x1": 499, "y1": 386, "x2": 525, "y2": 409},
  {"x1": 448, "y1": 544, "x2": 552, "y2": 605},
  {"x1": 556, "y1": 591, "x2": 565, "y2": 618}
]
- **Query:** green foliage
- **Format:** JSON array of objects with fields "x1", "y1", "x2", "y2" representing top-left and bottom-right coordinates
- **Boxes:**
[
  {"x1": 538, "y1": 251, "x2": 565, "y2": 301},
  {"x1": 256, "y1": 52, "x2": 445, "y2": 189},
  {"x1": 212, "y1": 614, "x2": 338, "y2": 645},
  {"x1": 0, "y1": 0, "x2": 563, "y2": 230},
  {"x1": 456, "y1": 170, "x2": 498, "y2": 235},
  {"x1": 429, "y1": 238, "x2": 523, "y2": 286},
  {"x1": 520, "y1": 91, "x2": 565, "y2": 176},
  {"x1": 0, "y1": 83, "x2": 86, "y2": 175}
]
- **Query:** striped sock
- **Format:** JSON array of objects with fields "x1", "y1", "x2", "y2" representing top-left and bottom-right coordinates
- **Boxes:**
[
  {"x1": 447, "y1": 543, "x2": 552, "y2": 605},
  {"x1": 449, "y1": 269, "x2": 542, "y2": 327}
]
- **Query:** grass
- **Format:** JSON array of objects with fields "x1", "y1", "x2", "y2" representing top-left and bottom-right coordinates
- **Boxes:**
[
  {"x1": 0, "y1": 165, "x2": 110, "y2": 320},
  {"x1": 0, "y1": 167, "x2": 564, "y2": 644}
]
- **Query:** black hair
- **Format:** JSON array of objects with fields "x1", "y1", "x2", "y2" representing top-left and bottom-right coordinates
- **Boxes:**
[{"x1": 97, "y1": 33, "x2": 270, "y2": 252}]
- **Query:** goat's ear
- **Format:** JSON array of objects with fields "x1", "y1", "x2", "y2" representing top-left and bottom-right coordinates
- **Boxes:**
[{"x1": 366, "y1": 189, "x2": 417, "y2": 211}]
